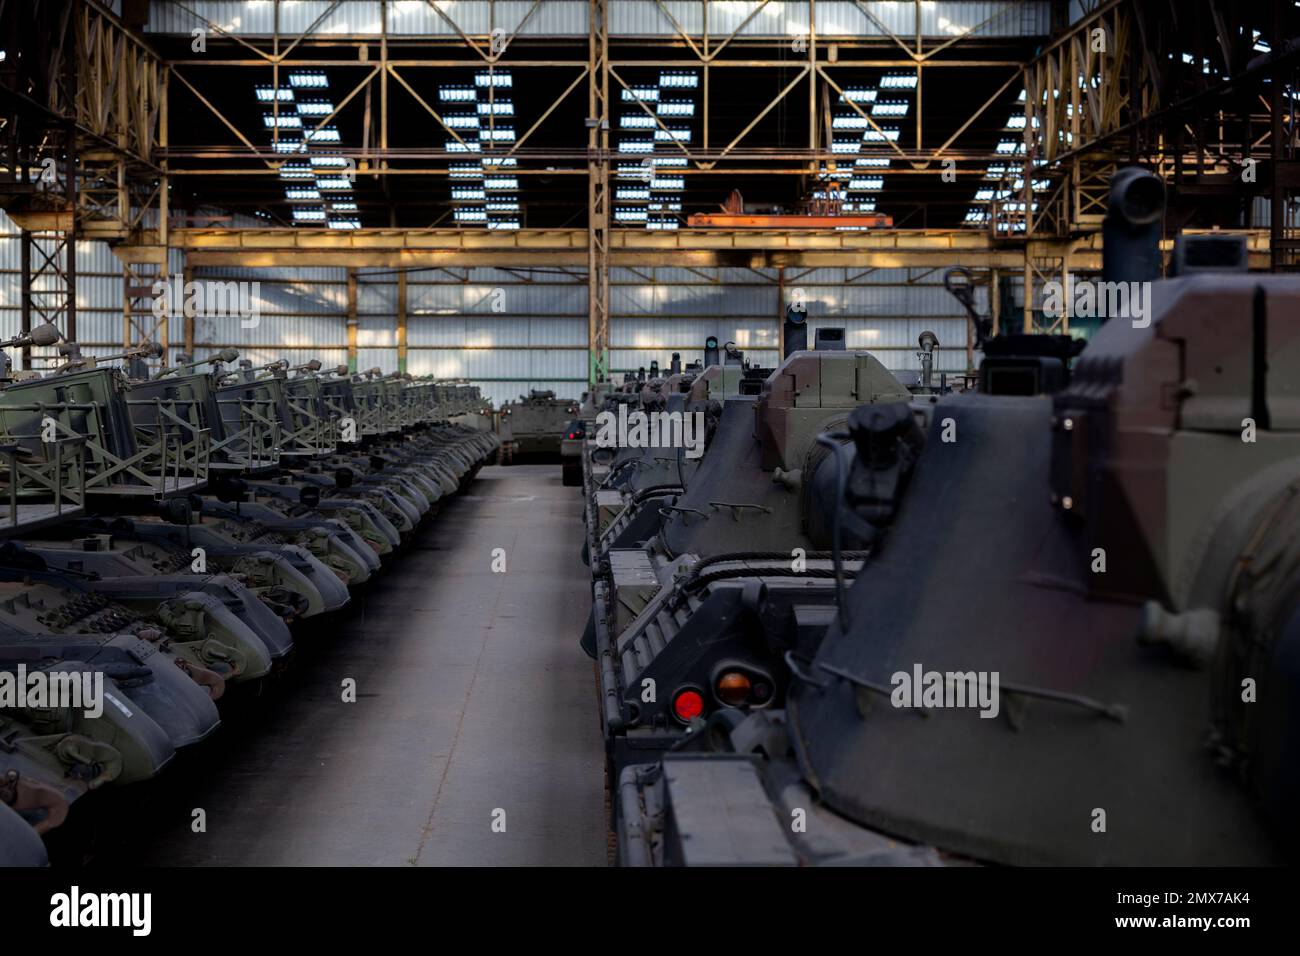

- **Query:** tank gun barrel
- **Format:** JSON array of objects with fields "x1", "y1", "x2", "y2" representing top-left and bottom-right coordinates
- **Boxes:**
[
  {"x1": 151, "y1": 348, "x2": 240, "y2": 380},
  {"x1": 1, "y1": 324, "x2": 61, "y2": 351},
  {"x1": 56, "y1": 340, "x2": 162, "y2": 374}
]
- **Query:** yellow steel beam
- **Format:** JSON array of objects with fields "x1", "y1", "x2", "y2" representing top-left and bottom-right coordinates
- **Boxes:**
[{"x1": 170, "y1": 227, "x2": 1273, "y2": 270}]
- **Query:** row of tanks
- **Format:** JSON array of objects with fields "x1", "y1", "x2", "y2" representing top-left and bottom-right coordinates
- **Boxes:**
[
  {"x1": 0, "y1": 338, "x2": 498, "y2": 864},
  {"x1": 573, "y1": 169, "x2": 1299, "y2": 866}
]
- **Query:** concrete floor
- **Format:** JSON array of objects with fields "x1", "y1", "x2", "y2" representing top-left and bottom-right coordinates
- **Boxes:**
[{"x1": 120, "y1": 464, "x2": 606, "y2": 867}]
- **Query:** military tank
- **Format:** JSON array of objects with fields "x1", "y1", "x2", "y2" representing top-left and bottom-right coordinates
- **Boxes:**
[
  {"x1": 586, "y1": 344, "x2": 920, "y2": 786},
  {"x1": 612, "y1": 170, "x2": 1300, "y2": 867},
  {"x1": 581, "y1": 344, "x2": 772, "y2": 577}
]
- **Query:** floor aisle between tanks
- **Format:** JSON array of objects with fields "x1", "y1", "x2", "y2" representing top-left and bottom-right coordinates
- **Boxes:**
[{"x1": 129, "y1": 464, "x2": 607, "y2": 866}]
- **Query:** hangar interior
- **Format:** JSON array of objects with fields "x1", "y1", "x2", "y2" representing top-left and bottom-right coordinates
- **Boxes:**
[{"x1": 0, "y1": 0, "x2": 1295, "y2": 869}]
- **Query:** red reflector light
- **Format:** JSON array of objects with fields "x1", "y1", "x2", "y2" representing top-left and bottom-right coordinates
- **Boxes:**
[{"x1": 672, "y1": 689, "x2": 705, "y2": 723}]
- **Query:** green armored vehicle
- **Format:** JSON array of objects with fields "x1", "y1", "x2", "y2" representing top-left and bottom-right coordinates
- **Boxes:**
[
  {"x1": 587, "y1": 344, "x2": 917, "y2": 782},
  {"x1": 613, "y1": 172, "x2": 1300, "y2": 868},
  {"x1": 497, "y1": 389, "x2": 578, "y2": 464}
]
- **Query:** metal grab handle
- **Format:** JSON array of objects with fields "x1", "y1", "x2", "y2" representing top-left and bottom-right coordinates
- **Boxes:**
[
  {"x1": 709, "y1": 501, "x2": 773, "y2": 521},
  {"x1": 658, "y1": 505, "x2": 708, "y2": 522},
  {"x1": 783, "y1": 650, "x2": 829, "y2": 690}
]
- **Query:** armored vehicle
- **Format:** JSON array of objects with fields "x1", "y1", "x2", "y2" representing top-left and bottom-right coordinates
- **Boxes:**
[
  {"x1": 612, "y1": 173, "x2": 1300, "y2": 867},
  {"x1": 589, "y1": 349, "x2": 913, "y2": 781},
  {"x1": 497, "y1": 389, "x2": 579, "y2": 463},
  {"x1": 0, "y1": 332, "x2": 498, "y2": 854}
]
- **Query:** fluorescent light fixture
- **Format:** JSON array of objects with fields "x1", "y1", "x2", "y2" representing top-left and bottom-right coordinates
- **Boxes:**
[
  {"x1": 833, "y1": 115, "x2": 871, "y2": 129},
  {"x1": 657, "y1": 99, "x2": 695, "y2": 117},
  {"x1": 839, "y1": 88, "x2": 878, "y2": 103},
  {"x1": 654, "y1": 127, "x2": 691, "y2": 142},
  {"x1": 289, "y1": 71, "x2": 329, "y2": 88},
  {"x1": 255, "y1": 86, "x2": 294, "y2": 102},
  {"x1": 659, "y1": 71, "x2": 698, "y2": 88},
  {"x1": 439, "y1": 87, "x2": 477, "y2": 102},
  {"x1": 871, "y1": 100, "x2": 909, "y2": 117},
  {"x1": 880, "y1": 73, "x2": 917, "y2": 89}
]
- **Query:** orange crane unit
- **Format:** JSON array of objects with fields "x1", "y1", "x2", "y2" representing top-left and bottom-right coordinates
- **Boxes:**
[{"x1": 686, "y1": 188, "x2": 893, "y2": 229}]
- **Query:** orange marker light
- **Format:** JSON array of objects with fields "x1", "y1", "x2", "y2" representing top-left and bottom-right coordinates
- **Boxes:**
[{"x1": 716, "y1": 671, "x2": 752, "y2": 706}]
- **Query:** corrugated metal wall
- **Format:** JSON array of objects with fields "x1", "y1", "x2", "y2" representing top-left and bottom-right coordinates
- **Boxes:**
[
  {"x1": 144, "y1": 0, "x2": 1050, "y2": 37},
  {"x1": 189, "y1": 264, "x2": 989, "y2": 408},
  {"x1": 1, "y1": 209, "x2": 998, "y2": 407},
  {"x1": 609, "y1": 266, "x2": 987, "y2": 383}
]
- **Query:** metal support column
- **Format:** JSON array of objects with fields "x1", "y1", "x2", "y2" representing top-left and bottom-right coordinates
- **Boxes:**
[
  {"x1": 397, "y1": 269, "x2": 408, "y2": 374},
  {"x1": 20, "y1": 227, "x2": 77, "y2": 372},
  {"x1": 346, "y1": 267, "x2": 359, "y2": 373},
  {"x1": 587, "y1": 0, "x2": 610, "y2": 385}
]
